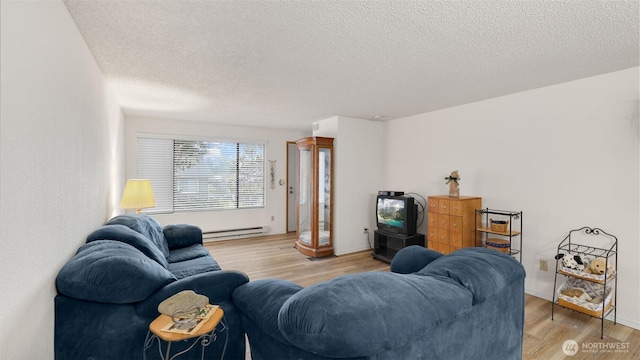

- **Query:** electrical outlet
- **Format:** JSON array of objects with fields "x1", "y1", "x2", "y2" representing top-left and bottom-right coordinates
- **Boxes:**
[
  {"x1": 540, "y1": 259, "x2": 548, "y2": 272},
  {"x1": 363, "y1": 228, "x2": 369, "y2": 234},
  {"x1": 271, "y1": 215, "x2": 274, "y2": 221}
]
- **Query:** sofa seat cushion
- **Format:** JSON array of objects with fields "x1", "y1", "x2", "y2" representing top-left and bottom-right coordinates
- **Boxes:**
[
  {"x1": 56, "y1": 240, "x2": 177, "y2": 304},
  {"x1": 167, "y1": 244, "x2": 211, "y2": 263},
  {"x1": 168, "y1": 255, "x2": 221, "y2": 279},
  {"x1": 418, "y1": 247, "x2": 526, "y2": 305},
  {"x1": 87, "y1": 224, "x2": 169, "y2": 268},
  {"x1": 277, "y1": 271, "x2": 472, "y2": 358},
  {"x1": 107, "y1": 215, "x2": 170, "y2": 258}
]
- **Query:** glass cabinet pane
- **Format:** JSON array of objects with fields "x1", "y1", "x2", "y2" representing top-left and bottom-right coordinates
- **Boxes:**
[
  {"x1": 317, "y1": 147, "x2": 331, "y2": 245},
  {"x1": 298, "y1": 148, "x2": 312, "y2": 246}
]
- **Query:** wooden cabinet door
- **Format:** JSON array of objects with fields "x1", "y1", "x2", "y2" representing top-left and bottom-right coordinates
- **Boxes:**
[
  {"x1": 436, "y1": 213, "x2": 450, "y2": 230},
  {"x1": 427, "y1": 197, "x2": 438, "y2": 213},
  {"x1": 449, "y1": 228, "x2": 462, "y2": 248},
  {"x1": 438, "y1": 199, "x2": 450, "y2": 214},
  {"x1": 449, "y1": 200, "x2": 464, "y2": 216},
  {"x1": 427, "y1": 212, "x2": 437, "y2": 229},
  {"x1": 437, "y1": 227, "x2": 449, "y2": 244},
  {"x1": 450, "y1": 216, "x2": 462, "y2": 233},
  {"x1": 427, "y1": 226, "x2": 438, "y2": 244},
  {"x1": 436, "y1": 241, "x2": 450, "y2": 255}
]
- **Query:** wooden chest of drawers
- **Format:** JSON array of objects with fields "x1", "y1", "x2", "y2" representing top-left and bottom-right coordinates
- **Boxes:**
[{"x1": 427, "y1": 195, "x2": 482, "y2": 255}]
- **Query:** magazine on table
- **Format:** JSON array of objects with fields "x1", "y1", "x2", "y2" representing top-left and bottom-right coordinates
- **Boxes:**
[{"x1": 161, "y1": 304, "x2": 219, "y2": 335}]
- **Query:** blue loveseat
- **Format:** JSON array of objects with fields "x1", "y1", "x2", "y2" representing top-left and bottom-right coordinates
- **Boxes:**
[
  {"x1": 55, "y1": 214, "x2": 249, "y2": 360},
  {"x1": 232, "y1": 246, "x2": 525, "y2": 360}
]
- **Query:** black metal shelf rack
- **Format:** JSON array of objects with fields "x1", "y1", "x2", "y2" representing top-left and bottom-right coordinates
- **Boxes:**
[
  {"x1": 475, "y1": 208, "x2": 523, "y2": 262},
  {"x1": 551, "y1": 227, "x2": 618, "y2": 339}
]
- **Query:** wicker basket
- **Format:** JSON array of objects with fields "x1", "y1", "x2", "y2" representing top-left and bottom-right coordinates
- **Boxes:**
[
  {"x1": 486, "y1": 238, "x2": 510, "y2": 253},
  {"x1": 558, "y1": 298, "x2": 612, "y2": 318},
  {"x1": 490, "y1": 219, "x2": 509, "y2": 232},
  {"x1": 557, "y1": 278, "x2": 612, "y2": 318}
]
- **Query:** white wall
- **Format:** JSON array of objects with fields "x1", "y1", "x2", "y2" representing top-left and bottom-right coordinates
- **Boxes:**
[
  {"x1": 314, "y1": 116, "x2": 386, "y2": 255},
  {"x1": 385, "y1": 67, "x2": 640, "y2": 329},
  {"x1": 0, "y1": 2, "x2": 125, "y2": 359},
  {"x1": 125, "y1": 116, "x2": 308, "y2": 234}
]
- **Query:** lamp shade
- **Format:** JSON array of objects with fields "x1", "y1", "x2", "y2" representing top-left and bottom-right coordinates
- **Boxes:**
[{"x1": 120, "y1": 179, "x2": 156, "y2": 213}]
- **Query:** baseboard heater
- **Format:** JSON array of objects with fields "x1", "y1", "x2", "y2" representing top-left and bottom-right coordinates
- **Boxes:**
[{"x1": 202, "y1": 226, "x2": 269, "y2": 241}]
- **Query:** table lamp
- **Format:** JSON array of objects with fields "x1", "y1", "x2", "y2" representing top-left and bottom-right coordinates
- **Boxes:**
[{"x1": 120, "y1": 179, "x2": 156, "y2": 213}]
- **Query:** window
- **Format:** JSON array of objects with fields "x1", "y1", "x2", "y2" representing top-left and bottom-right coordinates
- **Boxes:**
[{"x1": 138, "y1": 136, "x2": 265, "y2": 213}]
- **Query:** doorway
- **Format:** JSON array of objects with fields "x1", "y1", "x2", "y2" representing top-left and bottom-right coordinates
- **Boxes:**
[{"x1": 286, "y1": 141, "x2": 298, "y2": 233}]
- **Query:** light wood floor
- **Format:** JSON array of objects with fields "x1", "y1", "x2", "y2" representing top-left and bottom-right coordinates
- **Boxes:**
[{"x1": 206, "y1": 233, "x2": 640, "y2": 359}]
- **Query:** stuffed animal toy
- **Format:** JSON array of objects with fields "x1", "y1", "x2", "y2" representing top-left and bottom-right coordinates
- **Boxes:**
[
  {"x1": 584, "y1": 258, "x2": 609, "y2": 275},
  {"x1": 589, "y1": 295, "x2": 604, "y2": 304},
  {"x1": 555, "y1": 252, "x2": 586, "y2": 271},
  {"x1": 560, "y1": 287, "x2": 604, "y2": 304},
  {"x1": 560, "y1": 288, "x2": 593, "y2": 302}
]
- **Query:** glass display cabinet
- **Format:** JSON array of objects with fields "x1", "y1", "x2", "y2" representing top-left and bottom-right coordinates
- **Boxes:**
[{"x1": 295, "y1": 136, "x2": 334, "y2": 258}]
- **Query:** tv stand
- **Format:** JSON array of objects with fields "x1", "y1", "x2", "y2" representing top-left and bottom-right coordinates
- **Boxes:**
[{"x1": 373, "y1": 230, "x2": 425, "y2": 263}]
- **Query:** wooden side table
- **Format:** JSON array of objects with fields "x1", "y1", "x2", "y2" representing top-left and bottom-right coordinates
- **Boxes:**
[{"x1": 143, "y1": 307, "x2": 227, "y2": 360}]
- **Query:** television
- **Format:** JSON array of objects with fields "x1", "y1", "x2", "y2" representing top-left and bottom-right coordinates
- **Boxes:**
[{"x1": 376, "y1": 195, "x2": 417, "y2": 236}]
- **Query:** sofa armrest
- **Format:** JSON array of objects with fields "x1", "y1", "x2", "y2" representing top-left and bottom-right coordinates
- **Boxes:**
[
  {"x1": 163, "y1": 224, "x2": 203, "y2": 250},
  {"x1": 136, "y1": 270, "x2": 249, "y2": 317},
  {"x1": 232, "y1": 279, "x2": 303, "y2": 345}
]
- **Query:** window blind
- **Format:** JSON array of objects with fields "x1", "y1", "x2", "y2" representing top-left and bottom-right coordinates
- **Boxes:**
[
  {"x1": 137, "y1": 138, "x2": 173, "y2": 213},
  {"x1": 138, "y1": 136, "x2": 265, "y2": 213},
  {"x1": 238, "y1": 143, "x2": 266, "y2": 208}
]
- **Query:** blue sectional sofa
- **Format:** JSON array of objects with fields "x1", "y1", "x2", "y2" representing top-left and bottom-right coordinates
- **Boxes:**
[
  {"x1": 55, "y1": 214, "x2": 249, "y2": 360},
  {"x1": 232, "y1": 246, "x2": 526, "y2": 360}
]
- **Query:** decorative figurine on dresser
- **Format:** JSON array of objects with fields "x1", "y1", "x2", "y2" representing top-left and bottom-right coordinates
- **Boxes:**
[{"x1": 445, "y1": 170, "x2": 460, "y2": 197}]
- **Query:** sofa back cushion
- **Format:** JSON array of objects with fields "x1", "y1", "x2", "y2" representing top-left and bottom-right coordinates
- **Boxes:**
[
  {"x1": 418, "y1": 247, "x2": 526, "y2": 305},
  {"x1": 87, "y1": 224, "x2": 169, "y2": 268},
  {"x1": 277, "y1": 271, "x2": 472, "y2": 358},
  {"x1": 390, "y1": 245, "x2": 443, "y2": 274},
  {"x1": 56, "y1": 240, "x2": 176, "y2": 304},
  {"x1": 163, "y1": 224, "x2": 203, "y2": 250},
  {"x1": 107, "y1": 214, "x2": 170, "y2": 258}
]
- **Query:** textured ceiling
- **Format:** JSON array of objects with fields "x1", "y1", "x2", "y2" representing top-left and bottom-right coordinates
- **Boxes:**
[{"x1": 63, "y1": 1, "x2": 639, "y2": 130}]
